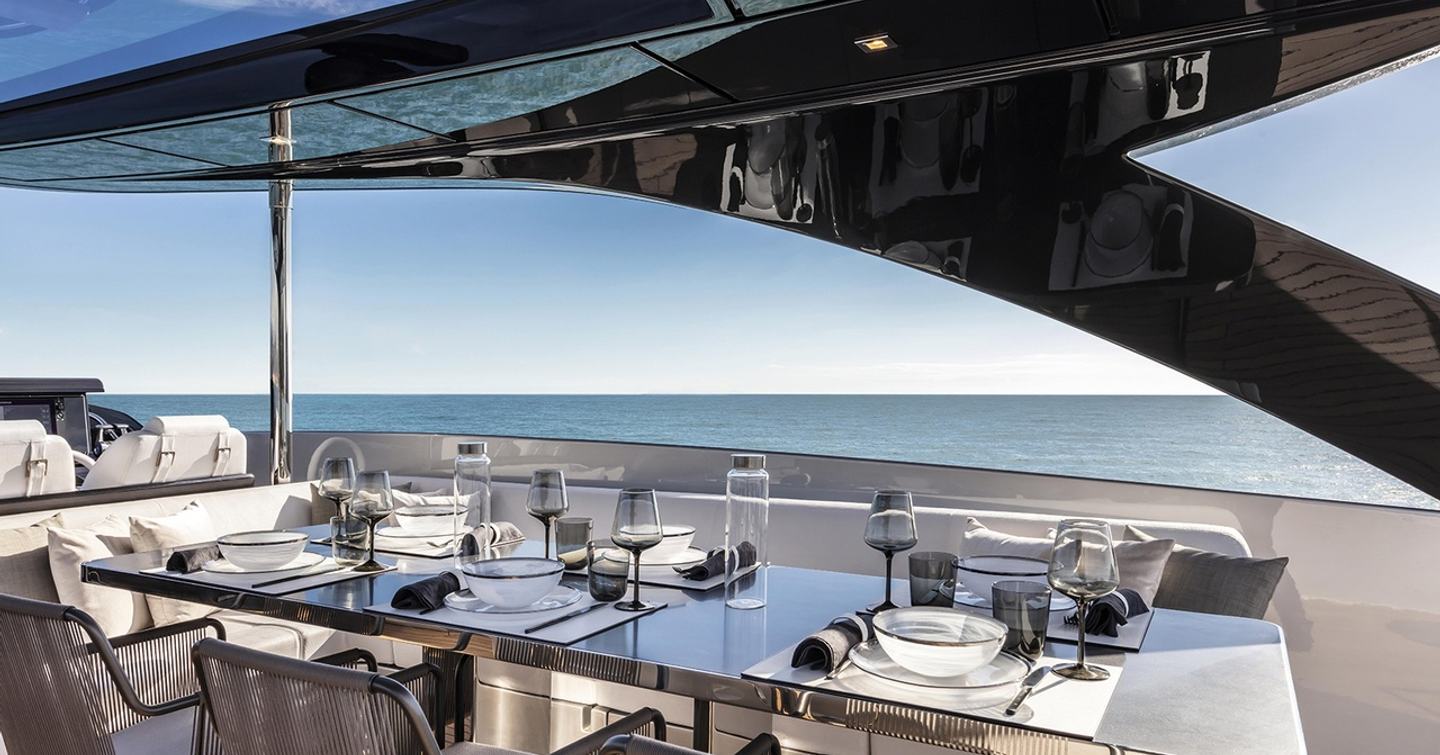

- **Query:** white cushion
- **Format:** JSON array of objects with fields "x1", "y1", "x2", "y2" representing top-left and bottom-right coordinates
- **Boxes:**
[
  {"x1": 128, "y1": 503, "x2": 219, "y2": 625},
  {"x1": 82, "y1": 415, "x2": 246, "y2": 490},
  {"x1": 963, "y1": 517, "x2": 1174, "y2": 604},
  {"x1": 0, "y1": 420, "x2": 75, "y2": 498},
  {"x1": 48, "y1": 515, "x2": 153, "y2": 635},
  {"x1": 212, "y1": 610, "x2": 335, "y2": 659},
  {"x1": 0, "y1": 420, "x2": 43, "y2": 444},
  {"x1": 0, "y1": 513, "x2": 66, "y2": 601}
]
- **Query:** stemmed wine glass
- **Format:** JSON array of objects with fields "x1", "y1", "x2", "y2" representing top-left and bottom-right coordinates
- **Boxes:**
[
  {"x1": 318, "y1": 456, "x2": 356, "y2": 516},
  {"x1": 348, "y1": 470, "x2": 395, "y2": 573},
  {"x1": 526, "y1": 469, "x2": 569, "y2": 559},
  {"x1": 864, "y1": 490, "x2": 918, "y2": 613},
  {"x1": 610, "y1": 489, "x2": 664, "y2": 612},
  {"x1": 1048, "y1": 519, "x2": 1120, "y2": 681}
]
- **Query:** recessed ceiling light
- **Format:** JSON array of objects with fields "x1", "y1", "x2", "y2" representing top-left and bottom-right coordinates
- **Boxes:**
[{"x1": 855, "y1": 34, "x2": 898, "y2": 53}]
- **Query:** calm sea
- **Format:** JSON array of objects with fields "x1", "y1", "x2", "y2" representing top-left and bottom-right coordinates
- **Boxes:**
[{"x1": 100, "y1": 394, "x2": 1435, "y2": 509}]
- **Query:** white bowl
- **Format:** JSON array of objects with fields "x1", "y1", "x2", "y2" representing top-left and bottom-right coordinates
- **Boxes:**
[
  {"x1": 646, "y1": 524, "x2": 697, "y2": 561},
  {"x1": 872, "y1": 607, "x2": 1007, "y2": 678},
  {"x1": 460, "y1": 558, "x2": 564, "y2": 609},
  {"x1": 216, "y1": 531, "x2": 308, "y2": 571},
  {"x1": 392, "y1": 504, "x2": 461, "y2": 536},
  {"x1": 955, "y1": 556, "x2": 1049, "y2": 602}
]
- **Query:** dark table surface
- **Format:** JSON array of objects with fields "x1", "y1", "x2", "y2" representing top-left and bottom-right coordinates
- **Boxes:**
[{"x1": 84, "y1": 525, "x2": 1303, "y2": 755}]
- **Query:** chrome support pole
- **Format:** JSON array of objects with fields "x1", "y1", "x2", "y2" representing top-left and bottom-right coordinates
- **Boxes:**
[{"x1": 268, "y1": 107, "x2": 294, "y2": 485}]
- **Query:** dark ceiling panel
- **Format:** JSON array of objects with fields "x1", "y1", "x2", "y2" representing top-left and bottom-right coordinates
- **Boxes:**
[
  {"x1": 651, "y1": 0, "x2": 1109, "y2": 100},
  {"x1": 0, "y1": 0, "x2": 722, "y2": 146},
  {"x1": 0, "y1": 139, "x2": 214, "y2": 180},
  {"x1": 341, "y1": 47, "x2": 725, "y2": 141}
]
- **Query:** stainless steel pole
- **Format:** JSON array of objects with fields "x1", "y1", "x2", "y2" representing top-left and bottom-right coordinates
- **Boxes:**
[{"x1": 268, "y1": 107, "x2": 294, "y2": 484}]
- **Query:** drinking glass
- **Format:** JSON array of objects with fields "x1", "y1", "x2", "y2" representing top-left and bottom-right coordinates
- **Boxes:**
[
  {"x1": 348, "y1": 470, "x2": 395, "y2": 573},
  {"x1": 587, "y1": 540, "x2": 628, "y2": 602},
  {"x1": 610, "y1": 488, "x2": 664, "y2": 612},
  {"x1": 318, "y1": 457, "x2": 356, "y2": 516},
  {"x1": 555, "y1": 517, "x2": 592, "y2": 571},
  {"x1": 330, "y1": 515, "x2": 368, "y2": 567},
  {"x1": 864, "y1": 490, "x2": 918, "y2": 612},
  {"x1": 526, "y1": 469, "x2": 569, "y2": 559},
  {"x1": 992, "y1": 580, "x2": 1051, "y2": 661},
  {"x1": 908, "y1": 551, "x2": 956, "y2": 607},
  {"x1": 1047, "y1": 519, "x2": 1119, "y2": 680}
]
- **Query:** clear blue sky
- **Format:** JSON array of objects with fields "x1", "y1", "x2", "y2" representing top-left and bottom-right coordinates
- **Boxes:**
[{"x1": 1, "y1": 56, "x2": 1436, "y2": 395}]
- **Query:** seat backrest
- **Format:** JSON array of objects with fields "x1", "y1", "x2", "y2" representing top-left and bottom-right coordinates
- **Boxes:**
[
  {"x1": 82, "y1": 416, "x2": 246, "y2": 491},
  {"x1": 0, "y1": 594, "x2": 126, "y2": 755},
  {"x1": 0, "y1": 420, "x2": 75, "y2": 498},
  {"x1": 602, "y1": 733, "x2": 779, "y2": 755},
  {"x1": 192, "y1": 638, "x2": 441, "y2": 755}
]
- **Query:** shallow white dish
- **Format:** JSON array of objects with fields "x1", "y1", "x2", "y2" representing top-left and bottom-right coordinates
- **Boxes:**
[
  {"x1": 601, "y1": 546, "x2": 707, "y2": 568},
  {"x1": 443, "y1": 584, "x2": 583, "y2": 614},
  {"x1": 953, "y1": 590, "x2": 1076, "y2": 612},
  {"x1": 391, "y1": 504, "x2": 461, "y2": 537},
  {"x1": 374, "y1": 525, "x2": 454, "y2": 541},
  {"x1": 202, "y1": 551, "x2": 325, "y2": 575},
  {"x1": 872, "y1": 607, "x2": 1007, "y2": 678},
  {"x1": 646, "y1": 525, "x2": 697, "y2": 561},
  {"x1": 849, "y1": 639, "x2": 1029, "y2": 690},
  {"x1": 216, "y1": 530, "x2": 309, "y2": 571},
  {"x1": 954, "y1": 556, "x2": 1049, "y2": 603},
  {"x1": 460, "y1": 557, "x2": 564, "y2": 609}
]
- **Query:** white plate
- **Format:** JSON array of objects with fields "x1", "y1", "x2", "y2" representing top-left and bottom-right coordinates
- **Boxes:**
[
  {"x1": 443, "y1": 584, "x2": 583, "y2": 614},
  {"x1": 848, "y1": 639, "x2": 1029, "y2": 690},
  {"x1": 375, "y1": 525, "x2": 455, "y2": 541},
  {"x1": 953, "y1": 590, "x2": 1076, "y2": 612},
  {"x1": 201, "y1": 551, "x2": 326, "y2": 575},
  {"x1": 601, "y1": 547, "x2": 707, "y2": 568}
]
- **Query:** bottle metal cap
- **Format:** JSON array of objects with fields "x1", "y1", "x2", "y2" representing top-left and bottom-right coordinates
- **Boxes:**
[
  {"x1": 731, "y1": 454, "x2": 766, "y2": 469},
  {"x1": 457, "y1": 441, "x2": 488, "y2": 456}
]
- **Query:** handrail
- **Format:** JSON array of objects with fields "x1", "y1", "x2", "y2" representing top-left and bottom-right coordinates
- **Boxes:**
[{"x1": 0, "y1": 474, "x2": 255, "y2": 515}]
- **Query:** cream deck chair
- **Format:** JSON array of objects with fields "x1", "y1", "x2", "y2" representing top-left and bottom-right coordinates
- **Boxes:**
[
  {"x1": 0, "y1": 420, "x2": 75, "y2": 497},
  {"x1": 82, "y1": 416, "x2": 246, "y2": 490}
]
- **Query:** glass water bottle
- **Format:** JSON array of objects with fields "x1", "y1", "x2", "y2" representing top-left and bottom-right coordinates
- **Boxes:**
[
  {"x1": 724, "y1": 454, "x2": 769, "y2": 609},
  {"x1": 454, "y1": 441, "x2": 492, "y2": 564}
]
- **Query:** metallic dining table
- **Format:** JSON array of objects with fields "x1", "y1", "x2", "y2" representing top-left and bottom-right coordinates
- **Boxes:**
[{"x1": 83, "y1": 525, "x2": 1303, "y2": 755}]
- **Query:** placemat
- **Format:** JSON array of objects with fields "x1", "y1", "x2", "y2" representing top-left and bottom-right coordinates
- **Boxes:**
[
  {"x1": 365, "y1": 584, "x2": 684, "y2": 645},
  {"x1": 142, "y1": 558, "x2": 394, "y2": 595},
  {"x1": 628, "y1": 563, "x2": 757, "y2": 592},
  {"x1": 1045, "y1": 607, "x2": 1154, "y2": 652},
  {"x1": 744, "y1": 644, "x2": 1122, "y2": 739}
]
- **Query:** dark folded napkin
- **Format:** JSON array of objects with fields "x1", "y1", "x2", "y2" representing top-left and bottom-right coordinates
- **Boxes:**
[
  {"x1": 675, "y1": 541, "x2": 756, "y2": 581},
  {"x1": 1065, "y1": 588, "x2": 1148, "y2": 637},
  {"x1": 391, "y1": 572, "x2": 461, "y2": 611},
  {"x1": 166, "y1": 544, "x2": 221, "y2": 574},
  {"x1": 791, "y1": 614, "x2": 872, "y2": 673}
]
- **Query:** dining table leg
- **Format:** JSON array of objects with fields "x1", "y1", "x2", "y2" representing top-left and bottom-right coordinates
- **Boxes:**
[{"x1": 693, "y1": 698, "x2": 714, "y2": 752}]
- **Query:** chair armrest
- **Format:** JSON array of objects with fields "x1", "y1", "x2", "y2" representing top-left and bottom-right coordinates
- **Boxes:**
[
  {"x1": 390, "y1": 663, "x2": 445, "y2": 744},
  {"x1": 312, "y1": 647, "x2": 378, "y2": 671},
  {"x1": 80, "y1": 615, "x2": 225, "y2": 722},
  {"x1": 554, "y1": 707, "x2": 667, "y2": 755}
]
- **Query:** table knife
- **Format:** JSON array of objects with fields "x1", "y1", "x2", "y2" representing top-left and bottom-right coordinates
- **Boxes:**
[
  {"x1": 1004, "y1": 665, "x2": 1052, "y2": 716},
  {"x1": 252, "y1": 565, "x2": 343, "y2": 589},
  {"x1": 524, "y1": 601, "x2": 612, "y2": 634}
]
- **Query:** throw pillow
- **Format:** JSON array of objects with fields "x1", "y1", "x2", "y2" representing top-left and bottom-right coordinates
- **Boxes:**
[
  {"x1": 1127, "y1": 526, "x2": 1289, "y2": 619},
  {"x1": 129, "y1": 503, "x2": 219, "y2": 625},
  {"x1": 964, "y1": 517, "x2": 1174, "y2": 604},
  {"x1": 48, "y1": 515, "x2": 153, "y2": 636},
  {"x1": 0, "y1": 513, "x2": 66, "y2": 602}
]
